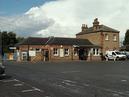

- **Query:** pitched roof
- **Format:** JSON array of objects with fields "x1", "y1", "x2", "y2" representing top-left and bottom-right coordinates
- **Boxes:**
[
  {"x1": 17, "y1": 37, "x2": 100, "y2": 48},
  {"x1": 48, "y1": 37, "x2": 93, "y2": 45},
  {"x1": 17, "y1": 37, "x2": 49, "y2": 45},
  {"x1": 76, "y1": 25, "x2": 119, "y2": 35}
]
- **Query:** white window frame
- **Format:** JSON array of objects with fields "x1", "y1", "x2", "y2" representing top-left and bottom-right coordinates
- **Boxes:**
[
  {"x1": 105, "y1": 34, "x2": 109, "y2": 40},
  {"x1": 93, "y1": 48, "x2": 96, "y2": 55},
  {"x1": 113, "y1": 34, "x2": 117, "y2": 41},
  {"x1": 92, "y1": 48, "x2": 100, "y2": 56},
  {"x1": 53, "y1": 48, "x2": 59, "y2": 56},
  {"x1": 64, "y1": 48, "x2": 69, "y2": 56},
  {"x1": 22, "y1": 52, "x2": 27, "y2": 60},
  {"x1": 96, "y1": 48, "x2": 100, "y2": 56}
]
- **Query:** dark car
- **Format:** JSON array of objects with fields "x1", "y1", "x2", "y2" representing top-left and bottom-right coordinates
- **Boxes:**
[{"x1": 0, "y1": 63, "x2": 5, "y2": 75}]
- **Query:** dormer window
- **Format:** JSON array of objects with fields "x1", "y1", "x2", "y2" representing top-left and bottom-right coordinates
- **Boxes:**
[{"x1": 105, "y1": 34, "x2": 109, "y2": 40}]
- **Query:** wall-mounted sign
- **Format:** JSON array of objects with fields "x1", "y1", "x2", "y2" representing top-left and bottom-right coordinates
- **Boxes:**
[
  {"x1": 9, "y1": 47, "x2": 16, "y2": 50},
  {"x1": 29, "y1": 50, "x2": 36, "y2": 56}
]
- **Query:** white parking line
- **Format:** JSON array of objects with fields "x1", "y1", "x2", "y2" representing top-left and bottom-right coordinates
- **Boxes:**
[
  {"x1": 21, "y1": 87, "x2": 44, "y2": 93},
  {"x1": 121, "y1": 79, "x2": 127, "y2": 82},
  {"x1": 63, "y1": 80, "x2": 76, "y2": 83},
  {"x1": 83, "y1": 83, "x2": 129, "y2": 96},
  {"x1": 32, "y1": 87, "x2": 44, "y2": 93},
  {"x1": 0, "y1": 79, "x2": 19, "y2": 83},
  {"x1": 0, "y1": 78, "x2": 44, "y2": 93},
  {"x1": 14, "y1": 83, "x2": 23, "y2": 87},
  {"x1": 21, "y1": 89, "x2": 36, "y2": 93},
  {"x1": 62, "y1": 81, "x2": 76, "y2": 86},
  {"x1": 57, "y1": 84, "x2": 66, "y2": 88},
  {"x1": 83, "y1": 83, "x2": 90, "y2": 87}
]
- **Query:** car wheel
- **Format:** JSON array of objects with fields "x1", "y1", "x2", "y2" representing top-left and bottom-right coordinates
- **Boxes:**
[{"x1": 116, "y1": 57, "x2": 119, "y2": 61}]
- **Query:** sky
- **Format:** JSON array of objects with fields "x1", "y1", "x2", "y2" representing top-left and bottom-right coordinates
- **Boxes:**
[{"x1": 0, "y1": 0, "x2": 129, "y2": 42}]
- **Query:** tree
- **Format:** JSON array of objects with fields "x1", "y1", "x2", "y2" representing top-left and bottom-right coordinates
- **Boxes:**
[
  {"x1": 16, "y1": 37, "x2": 24, "y2": 43},
  {"x1": 1, "y1": 31, "x2": 24, "y2": 55},
  {"x1": 123, "y1": 29, "x2": 129, "y2": 46}
]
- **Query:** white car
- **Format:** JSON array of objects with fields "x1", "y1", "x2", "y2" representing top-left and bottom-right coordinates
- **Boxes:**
[
  {"x1": 105, "y1": 51, "x2": 127, "y2": 61},
  {"x1": 120, "y1": 51, "x2": 129, "y2": 59}
]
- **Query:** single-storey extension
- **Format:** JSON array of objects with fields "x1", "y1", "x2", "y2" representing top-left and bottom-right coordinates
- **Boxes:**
[{"x1": 16, "y1": 37, "x2": 101, "y2": 61}]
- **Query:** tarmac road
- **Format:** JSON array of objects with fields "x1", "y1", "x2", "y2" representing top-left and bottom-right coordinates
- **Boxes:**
[{"x1": 0, "y1": 60, "x2": 129, "y2": 97}]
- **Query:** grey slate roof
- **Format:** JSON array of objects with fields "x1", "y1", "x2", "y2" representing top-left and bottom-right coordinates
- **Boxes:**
[
  {"x1": 48, "y1": 37, "x2": 92, "y2": 45},
  {"x1": 17, "y1": 37, "x2": 49, "y2": 45},
  {"x1": 17, "y1": 37, "x2": 100, "y2": 48},
  {"x1": 76, "y1": 25, "x2": 119, "y2": 35}
]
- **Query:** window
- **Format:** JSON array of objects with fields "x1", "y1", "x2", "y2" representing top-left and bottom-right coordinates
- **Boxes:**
[
  {"x1": 93, "y1": 48, "x2": 96, "y2": 55},
  {"x1": 113, "y1": 34, "x2": 117, "y2": 41},
  {"x1": 105, "y1": 34, "x2": 109, "y2": 40},
  {"x1": 92, "y1": 48, "x2": 100, "y2": 56},
  {"x1": 36, "y1": 48, "x2": 41, "y2": 52},
  {"x1": 96, "y1": 49, "x2": 99, "y2": 55},
  {"x1": 64, "y1": 48, "x2": 69, "y2": 56},
  {"x1": 74, "y1": 49, "x2": 78, "y2": 56},
  {"x1": 112, "y1": 52, "x2": 116, "y2": 55},
  {"x1": 53, "y1": 48, "x2": 58, "y2": 56}
]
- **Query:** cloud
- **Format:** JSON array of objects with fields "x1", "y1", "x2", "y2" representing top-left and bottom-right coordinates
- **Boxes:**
[
  {"x1": 40, "y1": 0, "x2": 129, "y2": 38},
  {"x1": 0, "y1": 0, "x2": 129, "y2": 39},
  {"x1": 0, "y1": 7, "x2": 55, "y2": 37}
]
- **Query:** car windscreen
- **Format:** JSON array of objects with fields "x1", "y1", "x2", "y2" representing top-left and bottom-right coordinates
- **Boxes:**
[{"x1": 115, "y1": 52, "x2": 122, "y2": 55}]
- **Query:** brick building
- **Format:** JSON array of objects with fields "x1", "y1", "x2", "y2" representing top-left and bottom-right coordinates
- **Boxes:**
[
  {"x1": 16, "y1": 37, "x2": 101, "y2": 62},
  {"x1": 16, "y1": 18, "x2": 120, "y2": 62},
  {"x1": 76, "y1": 18, "x2": 120, "y2": 55}
]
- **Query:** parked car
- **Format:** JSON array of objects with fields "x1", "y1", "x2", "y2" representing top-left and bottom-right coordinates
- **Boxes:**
[
  {"x1": 120, "y1": 51, "x2": 129, "y2": 59},
  {"x1": 0, "y1": 62, "x2": 5, "y2": 75},
  {"x1": 105, "y1": 51, "x2": 127, "y2": 61}
]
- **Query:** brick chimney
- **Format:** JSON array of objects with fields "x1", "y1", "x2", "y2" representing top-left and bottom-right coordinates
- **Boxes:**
[
  {"x1": 81, "y1": 24, "x2": 88, "y2": 32},
  {"x1": 93, "y1": 18, "x2": 99, "y2": 31}
]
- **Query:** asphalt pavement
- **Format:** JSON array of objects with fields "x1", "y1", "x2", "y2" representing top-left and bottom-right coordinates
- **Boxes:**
[{"x1": 0, "y1": 60, "x2": 129, "y2": 97}]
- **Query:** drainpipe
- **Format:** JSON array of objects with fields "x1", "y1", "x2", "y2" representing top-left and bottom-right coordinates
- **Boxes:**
[
  {"x1": 100, "y1": 32, "x2": 104, "y2": 53},
  {"x1": 27, "y1": 44, "x2": 30, "y2": 61},
  {"x1": 71, "y1": 46, "x2": 73, "y2": 60},
  {"x1": 26, "y1": 38, "x2": 30, "y2": 61},
  {"x1": 90, "y1": 48, "x2": 93, "y2": 61}
]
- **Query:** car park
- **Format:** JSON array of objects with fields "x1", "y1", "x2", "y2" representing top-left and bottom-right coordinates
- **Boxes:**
[{"x1": 105, "y1": 51, "x2": 127, "y2": 61}]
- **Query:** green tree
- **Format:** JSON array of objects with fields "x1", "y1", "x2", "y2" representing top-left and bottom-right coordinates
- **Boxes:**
[
  {"x1": 0, "y1": 31, "x2": 2, "y2": 47},
  {"x1": 16, "y1": 37, "x2": 24, "y2": 43},
  {"x1": 1, "y1": 31, "x2": 24, "y2": 55},
  {"x1": 1, "y1": 31, "x2": 10, "y2": 55},
  {"x1": 8, "y1": 32, "x2": 17, "y2": 46},
  {"x1": 123, "y1": 29, "x2": 129, "y2": 45}
]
